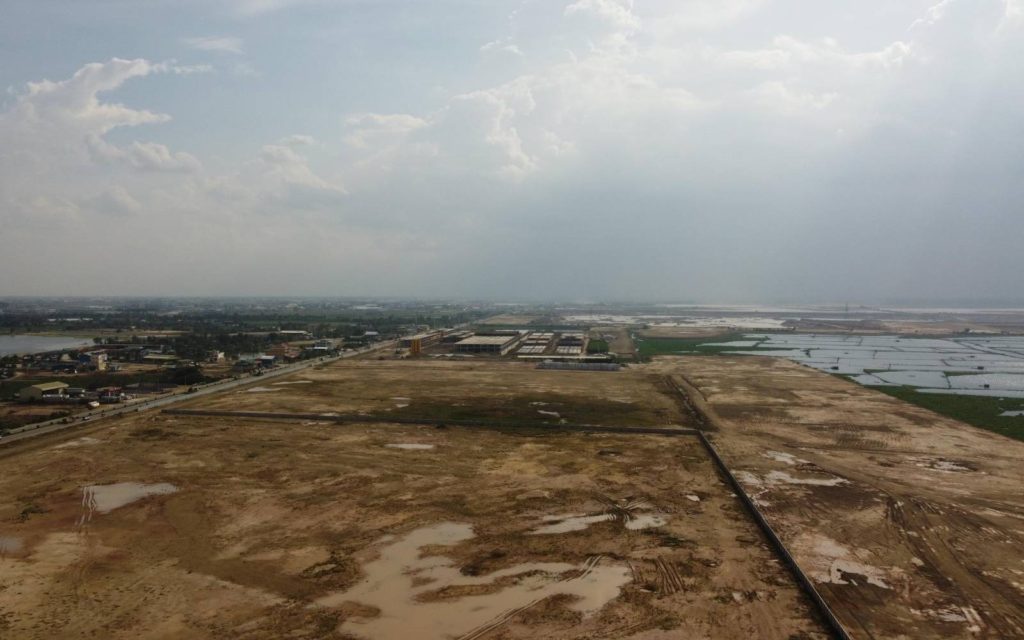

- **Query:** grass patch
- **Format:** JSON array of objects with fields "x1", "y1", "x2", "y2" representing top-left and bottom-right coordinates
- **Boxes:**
[
  {"x1": 586, "y1": 339, "x2": 609, "y2": 354},
  {"x1": 383, "y1": 392, "x2": 677, "y2": 427},
  {"x1": 633, "y1": 334, "x2": 750, "y2": 361},
  {"x1": 873, "y1": 386, "x2": 1024, "y2": 442}
]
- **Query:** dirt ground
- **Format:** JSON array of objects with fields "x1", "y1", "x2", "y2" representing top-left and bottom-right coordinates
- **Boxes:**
[
  {"x1": 652, "y1": 355, "x2": 1024, "y2": 639},
  {"x1": 179, "y1": 360, "x2": 692, "y2": 429},
  {"x1": 0, "y1": 410, "x2": 826, "y2": 639},
  {"x1": 584, "y1": 328, "x2": 636, "y2": 360}
]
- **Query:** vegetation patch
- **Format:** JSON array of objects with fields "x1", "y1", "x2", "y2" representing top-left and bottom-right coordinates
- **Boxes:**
[
  {"x1": 633, "y1": 334, "x2": 749, "y2": 361},
  {"x1": 873, "y1": 386, "x2": 1024, "y2": 442}
]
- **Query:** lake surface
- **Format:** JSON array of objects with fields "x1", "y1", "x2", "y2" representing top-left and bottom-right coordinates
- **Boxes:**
[
  {"x1": 718, "y1": 334, "x2": 1024, "y2": 398},
  {"x1": 0, "y1": 335, "x2": 93, "y2": 356}
]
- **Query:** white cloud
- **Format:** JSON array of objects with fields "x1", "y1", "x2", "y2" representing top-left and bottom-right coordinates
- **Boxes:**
[
  {"x1": 182, "y1": 36, "x2": 245, "y2": 54},
  {"x1": 564, "y1": 0, "x2": 641, "y2": 33},
  {"x1": 279, "y1": 134, "x2": 317, "y2": 147},
  {"x1": 2, "y1": 1, "x2": 1023, "y2": 299},
  {"x1": 481, "y1": 39, "x2": 525, "y2": 58},
  {"x1": 83, "y1": 186, "x2": 143, "y2": 217}
]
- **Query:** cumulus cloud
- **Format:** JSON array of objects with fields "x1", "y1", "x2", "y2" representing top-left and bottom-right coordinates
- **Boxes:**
[
  {"x1": 278, "y1": 134, "x2": 317, "y2": 147},
  {"x1": 182, "y1": 35, "x2": 244, "y2": 54},
  {"x1": 2, "y1": 1, "x2": 1023, "y2": 300}
]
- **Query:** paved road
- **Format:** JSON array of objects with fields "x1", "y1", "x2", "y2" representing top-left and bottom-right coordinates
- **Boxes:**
[{"x1": 0, "y1": 341, "x2": 396, "y2": 447}]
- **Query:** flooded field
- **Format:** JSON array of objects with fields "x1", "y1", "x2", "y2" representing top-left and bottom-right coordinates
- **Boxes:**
[
  {"x1": 713, "y1": 334, "x2": 1024, "y2": 398},
  {"x1": 0, "y1": 405, "x2": 826, "y2": 639},
  {"x1": 655, "y1": 355, "x2": 1024, "y2": 639}
]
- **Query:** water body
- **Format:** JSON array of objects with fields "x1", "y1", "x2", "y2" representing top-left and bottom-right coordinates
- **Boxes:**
[
  {"x1": 0, "y1": 335, "x2": 93, "y2": 356},
  {"x1": 725, "y1": 334, "x2": 1024, "y2": 398},
  {"x1": 316, "y1": 522, "x2": 630, "y2": 640}
]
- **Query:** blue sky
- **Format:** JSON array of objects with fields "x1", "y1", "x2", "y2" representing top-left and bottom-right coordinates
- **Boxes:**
[{"x1": 1, "y1": 0, "x2": 1022, "y2": 301}]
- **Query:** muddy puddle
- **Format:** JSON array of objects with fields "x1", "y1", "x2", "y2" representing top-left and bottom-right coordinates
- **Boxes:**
[
  {"x1": 53, "y1": 436, "x2": 102, "y2": 450},
  {"x1": 797, "y1": 534, "x2": 891, "y2": 589},
  {"x1": 762, "y1": 450, "x2": 808, "y2": 466},
  {"x1": 273, "y1": 380, "x2": 312, "y2": 385},
  {"x1": 316, "y1": 522, "x2": 630, "y2": 640},
  {"x1": 243, "y1": 386, "x2": 282, "y2": 393},
  {"x1": 0, "y1": 536, "x2": 23, "y2": 554},
  {"x1": 530, "y1": 500, "x2": 668, "y2": 534},
  {"x1": 79, "y1": 482, "x2": 179, "y2": 525},
  {"x1": 385, "y1": 444, "x2": 435, "y2": 450}
]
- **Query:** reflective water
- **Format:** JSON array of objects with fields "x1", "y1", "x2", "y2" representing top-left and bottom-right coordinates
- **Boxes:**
[
  {"x1": 81, "y1": 482, "x2": 178, "y2": 516},
  {"x1": 316, "y1": 522, "x2": 630, "y2": 640}
]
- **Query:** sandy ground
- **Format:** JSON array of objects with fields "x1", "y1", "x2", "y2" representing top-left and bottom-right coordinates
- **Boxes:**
[
  {"x1": 0, "y1": 409, "x2": 826, "y2": 639},
  {"x1": 653, "y1": 356, "x2": 1024, "y2": 639},
  {"x1": 178, "y1": 360, "x2": 692, "y2": 429}
]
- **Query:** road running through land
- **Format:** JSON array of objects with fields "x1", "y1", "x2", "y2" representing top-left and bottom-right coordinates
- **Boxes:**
[{"x1": 0, "y1": 340, "x2": 398, "y2": 446}]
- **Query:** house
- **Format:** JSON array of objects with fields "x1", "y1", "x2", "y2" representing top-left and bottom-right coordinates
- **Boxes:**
[
  {"x1": 21, "y1": 381, "x2": 69, "y2": 402},
  {"x1": 78, "y1": 351, "x2": 108, "y2": 371}
]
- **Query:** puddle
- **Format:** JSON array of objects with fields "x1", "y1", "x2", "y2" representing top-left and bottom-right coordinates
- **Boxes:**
[
  {"x1": 537, "y1": 410, "x2": 561, "y2": 418},
  {"x1": 395, "y1": 403, "x2": 410, "y2": 408},
  {"x1": 244, "y1": 386, "x2": 282, "y2": 393},
  {"x1": 530, "y1": 500, "x2": 668, "y2": 534},
  {"x1": 391, "y1": 397, "x2": 411, "y2": 401},
  {"x1": 79, "y1": 482, "x2": 179, "y2": 524},
  {"x1": 273, "y1": 380, "x2": 313, "y2": 385},
  {"x1": 762, "y1": 451, "x2": 808, "y2": 466},
  {"x1": 0, "y1": 537, "x2": 23, "y2": 554},
  {"x1": 764, "y1": 471, "x2": 847, "y2": 487},
  {"x1": 1000, "y1": 410, "x2": 1024, "y2": 417},
  {"x1": 624, "y1": 514, "x2": 667, "y2": 530},
  {"x1": 316, "y1": 522, "x2": 630, "y2": 640},
  {"x1": 913, "y1": 458, "x2": 974, "y2": 473},
  {"x1": 531, "y1": 514, "x2": 614, "y2": 534},
  {"x1": 799, "y1": 534, "x2": 890, "y2": 589},
  {"x1": 385, "y1": 444, "x2": 435, "y2": 451},
  {"x1": 53, "y1": 437, "x2": 102, "y2": 449}
]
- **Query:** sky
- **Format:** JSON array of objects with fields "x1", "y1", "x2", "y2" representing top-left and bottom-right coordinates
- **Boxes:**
[{"x1": 1, "y1": 0, "x2": 1022, "y2": 303}]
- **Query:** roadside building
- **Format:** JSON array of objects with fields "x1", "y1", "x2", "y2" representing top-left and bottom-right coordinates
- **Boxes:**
[
  {"x1": 20, "y1": 381, "x2": 69, "y2": 402},
  {"x1": 399, "y1": 332, "x2": 444, "y2": 350},
  {"x1": 142, "y1": 354, "x2": 179, "y2": 366},
  {"x1": 78, "y1": 351, "x2": 108, "y2": 371},
  {"x1": 206, "y1": 350, "x2": 226, "y2": 363},
  {"x1": 453, "y1": 334, "x2": 523, "y2": 355}
]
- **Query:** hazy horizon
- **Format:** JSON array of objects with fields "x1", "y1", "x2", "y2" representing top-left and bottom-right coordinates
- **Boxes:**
[{"x1": 2, "y1": 1, "x2": 1022, "y2": 301}]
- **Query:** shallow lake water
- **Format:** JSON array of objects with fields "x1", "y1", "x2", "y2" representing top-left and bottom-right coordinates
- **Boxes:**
[
  {"x1": 316, "y1": 522, "x2": 630, "y2": 640},
  {"x1": 727, "y1": 334, "x2": 1024, "y2": 397},
  {"x1": 0, "y1": 335, "x2": 93, "y2": 356}
]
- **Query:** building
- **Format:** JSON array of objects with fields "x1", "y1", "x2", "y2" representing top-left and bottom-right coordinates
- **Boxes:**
[
  {"x1": 78, "y1": 351, "x2": 108, "y2": 371},
  {"x1": 399, "y1": 332, "x2": 444, "y2": 351},
  {"x1": 442, "y1": 331, "x2": 474, "y2": 344},
  {"x1": 20, "y1": 381, "x2": 69, "y2": 402},
  {"x1": 142, "y1": 354, "x2": 179, "y2": 366},
  {"x1": 206, "y1": 350, "x2": 226, "y2": 363},
  {"x1": 277, "y1": 330, "x2": 312, "y2": 339},
  {"x1": 453, "y1": 334, "x2": 523, "y2": 355}
]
